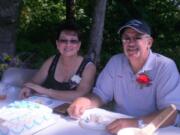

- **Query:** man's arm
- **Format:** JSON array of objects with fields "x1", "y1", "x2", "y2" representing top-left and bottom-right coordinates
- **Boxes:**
[
  {"x1": 138, "y1": 106, "x2": 177, "y2": 127},
  {"x1": 67, "y1": 93, "x2": 104, "y2": 118},
  {"x1": 107, "y1": 106, "x2": 177, "y2": 134}
]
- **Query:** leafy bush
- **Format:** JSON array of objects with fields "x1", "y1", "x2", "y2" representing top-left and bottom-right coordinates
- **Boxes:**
[
  {"x1": 16, "y1": 39, "x2": 56, "y2": 68},
  {"x1": 0, "y1": 52, "x2": 34, "y2": 77},
  {"x1": 16, "y1": 0, "x2": 180, "y2": 71},
  {"x1": 18, "y1": 0, "x2": 66, "y2": 42}
]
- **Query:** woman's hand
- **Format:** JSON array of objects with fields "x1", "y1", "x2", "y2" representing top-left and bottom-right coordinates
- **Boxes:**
[
  {"x1": 19, "y1": 87, "x2": 32, "y2": 99},
  {"x1": 106, "y1": 118, "x2": 138, "y2": 134},
  {"x1": 24, "y1": 82, "x2": 44, "y2": 94},
  {"x1": 67, "y1": 97, "x2": 92, "y2": 119}
]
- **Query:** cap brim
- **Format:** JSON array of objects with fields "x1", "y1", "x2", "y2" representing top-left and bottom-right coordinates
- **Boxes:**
[{"x1": 118, "y1": 25, "x2": 145, "y2": 35}]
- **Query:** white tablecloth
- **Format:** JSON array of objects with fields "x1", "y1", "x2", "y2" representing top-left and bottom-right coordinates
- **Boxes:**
[
  {"x1": 35, "y1": 115, "x2": 110, "y2": 135},
  {"x1": 35, "y1": 108, "x2": 180, "y2": 135},
  {"x1": 0, "y1": 87, "x2": 180, "y2": 135}
]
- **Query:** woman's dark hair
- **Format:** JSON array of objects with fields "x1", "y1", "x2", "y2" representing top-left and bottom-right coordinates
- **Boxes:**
[{"x1": 56, "y1": 21, "x2": 81, "y2": 40}]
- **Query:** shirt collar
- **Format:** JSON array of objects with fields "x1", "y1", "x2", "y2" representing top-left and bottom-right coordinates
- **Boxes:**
[
  {"x1": 138, "y1": 50, "x2": 155, "y2": 74},
  {"x1": 122, "y1": 50, "x2": 156, "y2": 74}
]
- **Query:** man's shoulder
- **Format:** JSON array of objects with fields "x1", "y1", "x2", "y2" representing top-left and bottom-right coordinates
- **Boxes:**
[
  {"x1": 152, "y1": 52, "x2": 177, "y2": 70},
  {"x1": 109, "y1": 53, "x2": 125, "y2": 62},
  {"x1": 153, "y1": 52, "x2": 175, "y2": 64},
  {"x1": 103, "y1": 53, "x2": 127, "y2": 71}
]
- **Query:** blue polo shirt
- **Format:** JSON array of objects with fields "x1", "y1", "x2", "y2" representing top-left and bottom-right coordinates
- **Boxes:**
[{"x1": 93, "y1": 50, "x2": 180, "y2": 117}]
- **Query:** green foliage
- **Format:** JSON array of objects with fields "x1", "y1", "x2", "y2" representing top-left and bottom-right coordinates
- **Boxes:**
[
  {"x1": 17, "y1": 0, "x2": 93, "y2": 67},
  {"x1": 19, "y1": 0, "x2": 66, "y2": 42},
  {"x1": 20, "y1": 0, "x2": 66, "y2": 29},
  {"x1": 16, "y1": 38, "x2": 56, "y2": 68},
  {"x1": 16, "y1": 0, "x2": 180, "y2": 70},
  {"x1": 102, "y1": 0, "x2": 180, "y2": 70},
  {"x1": 0, "y1": 53, "x2": 30, "y2": 77},
  {"x1": 141, "y1": 0, "x2": 180, "y2": 69}
]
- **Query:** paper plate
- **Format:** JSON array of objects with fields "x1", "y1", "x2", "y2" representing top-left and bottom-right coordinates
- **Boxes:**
[
  {"x1": 79, "y1": 118, "x2": 106, "y2": 130},
  {"x1": 78, "y1": 108, "x2": 132, "y2": 131}
]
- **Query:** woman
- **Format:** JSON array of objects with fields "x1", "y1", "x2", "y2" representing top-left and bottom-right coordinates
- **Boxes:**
[{"x1": 20, "y1": 22, "x2": 96, "y2": 101}]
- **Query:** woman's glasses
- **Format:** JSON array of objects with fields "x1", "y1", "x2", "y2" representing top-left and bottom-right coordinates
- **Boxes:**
[{"x1": 58, "y1": 39, "x2": 80, "y2": 45}]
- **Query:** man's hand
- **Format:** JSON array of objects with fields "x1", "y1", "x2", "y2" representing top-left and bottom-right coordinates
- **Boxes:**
[
  {"x1": 67, "y1": 97, "x2": 92, "y2": 118},
  {"x1": 106, "y1": 118, "x2": 138, "y2": 134}
]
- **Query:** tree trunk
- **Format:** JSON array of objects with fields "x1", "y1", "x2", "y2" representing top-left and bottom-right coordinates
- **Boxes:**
[
  {"x1": 0, "y1": 0, "x2": 22, "y2": 56},
  {"x1": 88, "y1": 0, "x2": 107, "y2": 65},
  {"x1": 66, "y1": 0, "x2": 75, "y2": 23}
]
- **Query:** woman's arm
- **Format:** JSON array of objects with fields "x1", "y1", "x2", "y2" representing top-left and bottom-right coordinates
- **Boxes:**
[
  {"x1": 19, "y1": 56, "x2": 54, "y2": 99},
  {"x1": 31, "y1": 56, "x2": 54, "y2": 84},
  {"x1": 24, "y1": 62, "x2": 96, "y2": 101}
]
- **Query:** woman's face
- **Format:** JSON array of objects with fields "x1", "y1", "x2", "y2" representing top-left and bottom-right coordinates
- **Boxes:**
[{"x1": 56, "y1": 30, "x2": 81, "y2": 57}]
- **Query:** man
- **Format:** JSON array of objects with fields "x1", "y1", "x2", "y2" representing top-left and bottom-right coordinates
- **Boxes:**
[{"x1": 67, "y1": 19, "x2": 180, "y2": 134}]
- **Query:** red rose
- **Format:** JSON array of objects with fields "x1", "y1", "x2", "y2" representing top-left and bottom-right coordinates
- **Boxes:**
[{"x1": 136, "y1": 73, "x2": 151, "y2": 85}]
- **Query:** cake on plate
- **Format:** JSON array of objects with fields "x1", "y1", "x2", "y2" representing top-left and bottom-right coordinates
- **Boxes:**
[{"x1": 0, "y1": 100, "x2": 57, "y2": 135}]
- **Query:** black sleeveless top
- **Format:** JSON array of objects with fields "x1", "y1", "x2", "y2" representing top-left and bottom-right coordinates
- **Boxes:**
[{"x1": 42, "y1": 54, "x2": 93, "y2": 91}]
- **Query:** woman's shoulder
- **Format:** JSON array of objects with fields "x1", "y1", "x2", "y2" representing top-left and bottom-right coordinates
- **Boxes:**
[
  {"x1": 78, "y1": 56, "x2": 96, "y2": 74},
  {"x1": 39, "y1": 54, "x2": 58, "y2": 70},
  {"x1": 43, "y1": 55, "x2": 56, "y2": 64}
]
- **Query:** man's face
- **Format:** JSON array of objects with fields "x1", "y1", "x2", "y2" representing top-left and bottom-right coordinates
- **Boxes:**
[{"x1": 121, "y1": 28, "x2": 153, "y2": 61}]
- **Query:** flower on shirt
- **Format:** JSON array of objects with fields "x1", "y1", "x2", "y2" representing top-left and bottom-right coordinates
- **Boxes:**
[
  {"x1": 71, "y1": 74, "x2": 81, "y2": 84},
  {"x1": 136, "y1": 73, "x2": 151, "y2": 89},
  {"x1": 69, "y1": 74, "x2": 82, "y2": 89}
]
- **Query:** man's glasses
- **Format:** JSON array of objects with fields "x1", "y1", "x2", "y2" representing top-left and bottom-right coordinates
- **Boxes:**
[
  {"x1": 121, "y1": 35, "x2": 150, "y2": 44},
  {"x1": 58, "y1": 39, "x2": 80, "y2": 45}
]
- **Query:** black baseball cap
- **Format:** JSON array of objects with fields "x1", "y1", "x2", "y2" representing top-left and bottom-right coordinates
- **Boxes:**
[{"x1": 118, "y1": 19, "x2": 151, "y2": 36}]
